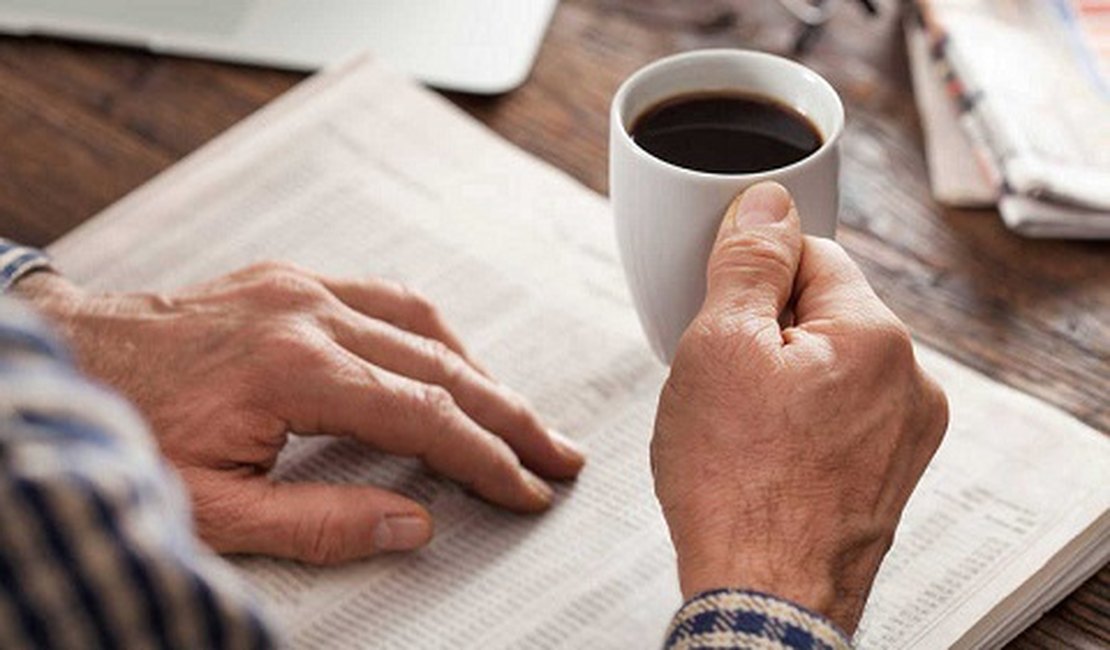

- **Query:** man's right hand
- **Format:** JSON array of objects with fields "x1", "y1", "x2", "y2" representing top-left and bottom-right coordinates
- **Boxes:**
[{"x1": 651, "y1": 182, "x2": 948, "y2": 634}]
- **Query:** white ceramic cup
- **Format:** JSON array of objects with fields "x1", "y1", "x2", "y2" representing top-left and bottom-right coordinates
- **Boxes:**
[{"x1": 610, "y1": 49, "x2": 844, "y2": 364}]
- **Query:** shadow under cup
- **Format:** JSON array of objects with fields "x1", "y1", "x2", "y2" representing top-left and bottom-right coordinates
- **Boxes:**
[{"x1": 609, "y1": 49, "x2": 844, "y2": 365}]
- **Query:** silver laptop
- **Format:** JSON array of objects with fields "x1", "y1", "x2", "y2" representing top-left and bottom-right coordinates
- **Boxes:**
[{"x1": 0, "y1": 0, "x2": 558, "y2": 94}]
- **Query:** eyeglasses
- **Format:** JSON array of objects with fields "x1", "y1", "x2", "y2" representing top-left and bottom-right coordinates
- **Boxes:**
[{"x1": 776, "y1": 0, "x2": 881, "y2": 55}]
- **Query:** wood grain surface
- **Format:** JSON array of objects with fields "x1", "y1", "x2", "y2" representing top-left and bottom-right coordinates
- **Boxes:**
[{"x1": 0, "y1": 1, "x2": 1106, "y2": 647}]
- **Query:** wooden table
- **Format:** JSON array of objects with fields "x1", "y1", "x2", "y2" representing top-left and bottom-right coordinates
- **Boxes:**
[{"x1": 0, "y1": 1, "x2": 1106, "y2": 646}]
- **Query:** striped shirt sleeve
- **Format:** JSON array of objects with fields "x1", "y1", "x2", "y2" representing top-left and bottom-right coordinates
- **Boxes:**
[
  {"x1": 664, "y1": 589, "x2": 853, "y2": 650},
  {"x1": 0, "y1": 238, "x2": 52, "y2": 292},
  {"x1": 0, "y1": 297, "x2": 279, "y2": 650}
]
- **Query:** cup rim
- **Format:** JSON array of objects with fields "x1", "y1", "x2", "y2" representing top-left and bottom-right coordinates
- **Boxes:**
[{"x1": 612, "y1": 49, "x2": 845, "y2": 181}]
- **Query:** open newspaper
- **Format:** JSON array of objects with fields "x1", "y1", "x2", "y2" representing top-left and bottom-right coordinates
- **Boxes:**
[{"x1": 47, "y1": 56, "x2": 1110, "y2": 649}]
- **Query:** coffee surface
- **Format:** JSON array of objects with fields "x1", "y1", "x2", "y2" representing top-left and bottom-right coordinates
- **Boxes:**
[{"x1": 630, "y1": 93, "x2": 822, "y2": 174}]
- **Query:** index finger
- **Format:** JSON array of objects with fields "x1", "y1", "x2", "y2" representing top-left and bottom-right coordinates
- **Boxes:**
[
  {"x1": 788, "y1": 237, "x2": 895, "y2": 331},
  {"x1": 271, "y1": 343, "x2": 554, "y2": 513}
]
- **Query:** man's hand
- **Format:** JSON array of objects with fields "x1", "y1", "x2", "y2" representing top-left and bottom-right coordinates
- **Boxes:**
[
  {"x1": 651, "y1": 182, "x2": 948, "y2": 634},
  {"x1": 15, "y1": 262, "x2": 584, "y2": 564}
]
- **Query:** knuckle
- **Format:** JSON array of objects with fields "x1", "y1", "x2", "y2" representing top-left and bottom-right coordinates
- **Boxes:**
[
  {"x1": 489, "y1": 388, "x2": 543, "y2": 438},
  {"x1": 297, "y1": 510, "x2": 351, "y2": 565},
  {"x1": 507, "y1": 394, "x2": 541, "y2": 431},
  {"x1": 419, "y1": 339, "x2": 473, "y2": 395},
  {"x1": 668, "y1": 315, "x2": 768, "y2": 408},
  {"x1": 485, "y1": 438, "x2": 522, "y2": 480},
  {"x1": 188, "y1": 483, "x2": 253, "y2": 552},
  {"x1": 252, "y1": 321, "x2": 334, "y2": 378},
  {"x1": 681, "y1": 313, "x2": 736, "y2": 356},
  {"x1": 674, "y1": 317, "x2": 735, "y2": 380},
  {"x1": 805, "y1": 236, "x2": 851, "y2": 261},
  {"x1": 484, "y1": 433, "x2": 516, "y2": 464},
  {"x1": 416, "y1": 384, "x2": 457, "y2": 422},
  {"x1": 247, "y1": 260, "x2": 302, "y2": 277},
  {"x1": 675, "y1": 317, "x2": 722, "y2": 367},
  {"x1": 245, "y1": 266, "x2": 327, "y2": 309},
  {"x1": 398, "y1": 285, "x2": 440, "y2": 324},
  {"x1": 803, "y1": 237, "x2": 863, "y2": 284},
  {"x1": 260, "y1": 319, "x2": 318, "y2": 351},
  {"x1": 421, "y1": 338, "x2": 456, "y2": 372},
  {"x1": 269, "y1": 274, "x2": 324, "y2": 301},
  {"x1": 866, "y1": 318, "x2": 915, "y2": 364},
  {"x1": 676, "y1": 311, "x2": 771, "y2": 372},
  {"x1": 709, "y1": 231, "x2": 795, "y2": 286},
  {"x1": 923, "y1": 376, "x2": 950, "y2": 443},
  {"x1": 805, "y1": 237, "x2": 854, "y2": 270}
]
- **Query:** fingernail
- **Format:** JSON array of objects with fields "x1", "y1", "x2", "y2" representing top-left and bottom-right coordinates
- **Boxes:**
[
  {"x1": 549, "y1": 429, "x2": 586, "y2": 464},
  {"x1": 731, "y1": 181, "x2": 792, "y2": 229},
  {"x1": 522, "y1": 469, "x2": 554, "y2": 504},
  {"x1": 374, "y1": 515, "x2": 431, "y2": 551}
]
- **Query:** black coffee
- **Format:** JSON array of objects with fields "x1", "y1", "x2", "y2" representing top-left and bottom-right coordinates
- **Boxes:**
[{"x1": 630, "y1": 92, "x2": 822, "y2": 174}]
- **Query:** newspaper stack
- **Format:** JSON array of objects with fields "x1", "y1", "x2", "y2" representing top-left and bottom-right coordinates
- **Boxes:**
[{"x1": 908, "y1": 0, "x2": 1110, "y2": 239}]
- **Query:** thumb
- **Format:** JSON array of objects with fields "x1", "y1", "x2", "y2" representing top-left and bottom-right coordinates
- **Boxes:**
[
  {"x1": 703, "y1": 181, "x2": 803, "y2": 327},
  {"x1": 210, "y1": 479, "x2": 433, "y2": 565}
]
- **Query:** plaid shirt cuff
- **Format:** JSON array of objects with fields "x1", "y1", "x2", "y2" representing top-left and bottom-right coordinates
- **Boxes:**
[
  {"x1": 664, "y1": 589, "x2": 853, "y2": 650},
  {"x1": 0, "y1": 238, "x2": 53, "y2": 292}
]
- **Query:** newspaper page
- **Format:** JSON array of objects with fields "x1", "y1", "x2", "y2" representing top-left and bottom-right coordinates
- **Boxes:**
[
  {"x1": 905, "y1": 8, "x2": 1110, "y2": 238},
  {"x1": 47, "y1": 56, "x2": 1110, "y2": 649},
  {"x1": 919, "y1": 0, "x2": 1110, "y2": 211}
]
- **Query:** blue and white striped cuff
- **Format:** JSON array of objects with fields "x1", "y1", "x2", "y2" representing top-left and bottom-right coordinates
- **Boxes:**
[
  {"x1": 0, "y1": 239, "x2": 52, "y2": 292},
  {"x1": 665, "y1": 589, "x2": 852, "y2": 650}
]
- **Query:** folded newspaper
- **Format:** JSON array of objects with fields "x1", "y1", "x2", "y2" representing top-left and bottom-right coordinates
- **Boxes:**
[{"x1": 910, "y1": 0, "x2": 1110, "y2": 239}]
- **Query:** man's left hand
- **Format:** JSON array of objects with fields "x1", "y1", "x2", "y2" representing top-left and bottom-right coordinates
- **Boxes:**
[{"x1": 16, "y1": 262, "x2": 585, "y2": 565}]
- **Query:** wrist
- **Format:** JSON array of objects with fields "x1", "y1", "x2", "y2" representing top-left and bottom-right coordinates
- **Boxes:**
[
  {"x1": 11, "y1": 273, "x2": 122, "y2": 378},
  {"x1": 678, "y1": 554, "x2": 838, "y2": 616},
  {"x1": 13, "y1": 277, "x2": 174, "y2": 395},
  {"x1": 11, "y1": 271, "x2": 87, "y2": 321},
  {"x1": 675, "y1": 544, "x2": 877, "y2": 635}
]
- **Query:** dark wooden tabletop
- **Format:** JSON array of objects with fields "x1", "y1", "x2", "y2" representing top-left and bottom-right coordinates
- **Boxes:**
[{"x1": 0, "y1": 0, "x2": 1106, "y2": 647}]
